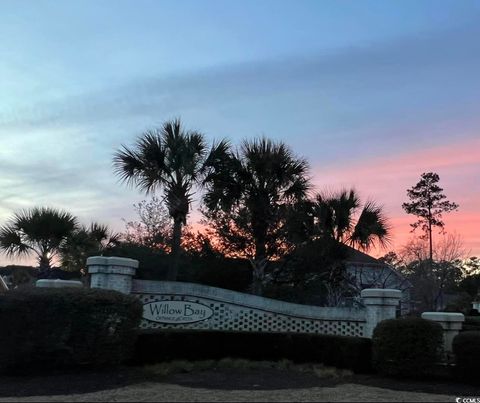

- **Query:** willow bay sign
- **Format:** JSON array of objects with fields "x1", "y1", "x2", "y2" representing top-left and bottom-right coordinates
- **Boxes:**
[
  {"x1": 86, "y1": 256, "x2": 409, "y2": 338},
  {"x1": 144, "y1": 300, "x2": 214, "y2": 324}
]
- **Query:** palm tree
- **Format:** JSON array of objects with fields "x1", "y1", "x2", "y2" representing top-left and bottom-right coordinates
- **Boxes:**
[
  {"x1": 60, "y1": 223, "x2": 120, "y2": 273},
  {"x1": 0, "y1": 207, "x2": 78, "y2": 272},
  {"x1": 202, "y1": 137, "x2": 310, "y2": 294},
  {"x1": 313, "y1": 189, "x2": 391, "y2": 251},
  {"x1": 113, "y1": 118, "x2": 209, "y2": 280}
]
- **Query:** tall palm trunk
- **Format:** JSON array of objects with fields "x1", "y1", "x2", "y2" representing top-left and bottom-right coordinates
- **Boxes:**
[
  {"x1": 167, "y1": 216, "x2": 183, "y2": 281},
  {"x1": 251, "y1": 239, "x2": 267, "y2": 295},
  {"x1": 38, "y1": 255, "x2": 52, "y2": 278}
]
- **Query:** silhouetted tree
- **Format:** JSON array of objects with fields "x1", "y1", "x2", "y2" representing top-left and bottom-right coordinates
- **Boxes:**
[
  {"x1": 60, "y1": 223, "x2": 120, "y2": 273},
  {"x1": 0, "y1": 207, "x2": 78, "y2": 272},
  {"x1": 399, "y1": 233, "x2": 465, "y2": 311},
  {"x1": 202, "y1": 137, "x2": 310, "y2": 294},
  {"x1": 122, "y1": 196, "x2": 171, "y2": 250},
  {"x1": 402, "y1": 172, "x2": 458, "y2": 263},
  {"x1": 113, "y1": 118, "x2": 219, "y2": 280},
  {"x1": 459, "y1": 258, "x2": 480, "y2": 299},
  {"x1": 313, "y1": 189, "x2": 391, "y2": 251}
]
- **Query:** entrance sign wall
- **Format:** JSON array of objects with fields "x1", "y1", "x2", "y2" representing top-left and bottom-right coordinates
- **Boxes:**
[
  {"x1": 86, "y1": 256, "x2": 406, "y2": 338},
  {"x1": 133, "y1": 280, "x2": 368, "y2": 336},
  {"x1": 85, "y1": 256, "x2": 465, "y2": 351}
]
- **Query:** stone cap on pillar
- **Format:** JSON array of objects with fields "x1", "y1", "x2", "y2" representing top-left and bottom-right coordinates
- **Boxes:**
[
  {"x1": 36, "y1": 279, "x2": 83, "y2": 288},
  {"x1": 361, "y1": 288, "x2": 402, "y2": 306},
  {"x1": 421, "y1": 312, "x2": 465, "y2": 329},
  {"x1": 86, "y1": 256, "x2": 139, "y2": 268},
  {"x1": 87, "y1": 256, "x2": 139, "y2": 276}
]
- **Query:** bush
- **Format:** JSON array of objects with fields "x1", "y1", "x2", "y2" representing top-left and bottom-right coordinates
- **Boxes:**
[
  {"x1": 463, "y1": 316, "x2": 480, "y2": 332},
  {"x1": 104, "y1": 243, "x2": 169, "y2": 280},
  {"x1": 182, "y1": 256, "x2": 252, "y2": 292},
  {"x1": 372, "y1": 317, "x2": 443, "y2": 378},
  {"x1": 132, "y1": 331, "x2": 372, "y2": 373},
  {"x1": 453, "y1": 331, "x2": 480, "y2": 382},
  {"x1": 0, "y1": 287, "x2": 142, "y2": 373},
  {"x1": 444, "y1": 292, "x2": 474, "y2": 314},
  {"x1": 104, "y1": 244, "x2": 252, "y2": 292}
]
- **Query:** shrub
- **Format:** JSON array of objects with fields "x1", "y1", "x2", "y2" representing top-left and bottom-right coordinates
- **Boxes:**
[
  {"x1": 453, "y1": 331, "x2": 480, "y2": 382},
  {"x1": 372, "y1": 317, "x2": 443, "y2": 378},
  {"x1": 104, "y1": 244, "x2": 252, "y2": 292},
  {"x1": 463, "y1": 316, "x2": 480, "y2": 332},
  {"x1": 444, "y1": 292, "x2": 474, "y2": 314},
  {"x1": 182, "y1": 256, "x2": 252, "y2": 292},
  {"x1": 104, "y1": 243, "x2": 169, "y2": 280},
  {"x1": 132, "y1": 331, "x2": 372, "y2": 373},
  {"x1": 0, "y1": 287, "x2": 142, "y2": 373}
]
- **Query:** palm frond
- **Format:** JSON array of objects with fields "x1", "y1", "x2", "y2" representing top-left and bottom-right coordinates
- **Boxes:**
[
  {"x1": 0, "y1": 207, "x2": 77, "y2": 268},
  {"x1": 350, "y1": 200, "x2": 392, "y2": 251},
  {"x1": 0, "y1": 225, "x2": 31, "y2": 257},
  {"x1": 13, "y1": 207, "x2": 78, "y2": 244},
  {"x1": 114, "y1": 130, "x2": 169, "y2": 193}
]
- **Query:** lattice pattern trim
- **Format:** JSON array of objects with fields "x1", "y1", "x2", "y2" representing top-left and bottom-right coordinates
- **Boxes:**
[{"x1": 137, "y1": 293, "x2": 365, "y2": 337}]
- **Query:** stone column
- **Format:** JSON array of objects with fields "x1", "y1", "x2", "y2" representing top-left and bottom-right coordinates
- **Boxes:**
[
  {"x1": 361, "y1": 288, "x2": 402, "y2": 338},
  {"x1": 421, "y1": 312, "x2": 464, "y2": 354},
  {"x1": 87, "y1": 256, "x2": 138, "y2": 294}
]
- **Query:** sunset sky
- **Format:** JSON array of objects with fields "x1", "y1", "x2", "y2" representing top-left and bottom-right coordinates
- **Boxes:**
[{"x1": 0, "y1": 0, "x2": 479, "y2": 265}]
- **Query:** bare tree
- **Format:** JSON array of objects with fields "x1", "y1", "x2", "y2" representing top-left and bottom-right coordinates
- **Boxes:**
[
  {"x1": 122, "y1": 196, "x2": 171, "y2": 250},
  {"x1": 399, "y1": 233, "x2": 466, "y2": 311}
]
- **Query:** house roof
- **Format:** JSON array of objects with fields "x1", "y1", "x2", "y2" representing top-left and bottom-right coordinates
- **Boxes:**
[
  {"x1": 344, "y1": 246, "x2": 386, "y2": 266},
  {"x1": 343, "y1": 245, "x2": 413, "y2": 288}
]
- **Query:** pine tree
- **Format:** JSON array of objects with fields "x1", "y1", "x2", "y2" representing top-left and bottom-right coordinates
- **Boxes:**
[{"x1": 402, "y1": 172, "x2": 458, "y2": 263}]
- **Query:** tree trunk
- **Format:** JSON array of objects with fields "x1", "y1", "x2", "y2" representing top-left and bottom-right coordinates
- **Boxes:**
[
  {"x1": 167, "y1": 217, "x2": 183, "y2": 281},
  {"x1": 434, "y1": 288, "x2": 444, "y2": 311},
  {"x1": 38, "y1": 255, "x2": 51, "y2": 279},
  {"x1": 251, "y1": 239, "x2": 267, "y2": 295},
  {"x1": 429, "y1": 221, "x2": 433, "y2": 263},
  {"x1": 250, "y1": 258, "x2": 267, "y2": 296},
  {"x1": 428, "y1": 204, "x2": 433, "y2": 275}
]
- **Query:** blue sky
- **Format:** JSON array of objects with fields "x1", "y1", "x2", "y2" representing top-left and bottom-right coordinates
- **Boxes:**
[{"x1": 1, "y1": 0, "x2": 479, "y2": 264}]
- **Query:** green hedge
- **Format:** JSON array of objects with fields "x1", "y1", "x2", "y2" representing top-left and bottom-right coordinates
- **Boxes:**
[
  {"x1": 0, "y1": 287, "x2": 142, "y2": 374},
  {"x1": 372, "y1": 317, "x2": 443, "y2": 378},
  {"x1": 132, "y1": 331, "x2": 372, "y2": 373},
  {"x1": 453, "y1": 331, "x2": 480, "y2": 382}
]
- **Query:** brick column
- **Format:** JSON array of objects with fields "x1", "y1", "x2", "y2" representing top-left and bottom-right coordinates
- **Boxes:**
[
  {"x1": 361, "y1": 288, "x2": 402, "y2": 338},
  {"x1": 87, "y1": 256, "x2": 138, "y2": 294}
]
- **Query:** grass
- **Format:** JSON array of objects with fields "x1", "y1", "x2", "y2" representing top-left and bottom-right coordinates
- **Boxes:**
[{"x1": 144, "y1": 358, "x2": 353, "y2": 379}]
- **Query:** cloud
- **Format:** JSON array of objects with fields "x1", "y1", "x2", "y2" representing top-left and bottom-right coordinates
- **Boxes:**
[{"x1": 1, "y1": 22, "x2": 479, "y2": 138}]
